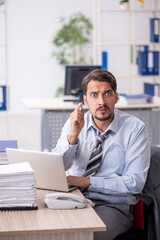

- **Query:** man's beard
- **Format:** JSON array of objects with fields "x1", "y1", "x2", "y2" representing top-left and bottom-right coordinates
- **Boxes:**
[
  {"x1": 94, "y1": 105, "x2": 112, "y2": 121},
  {"x1": 94, "y1": 114, "x2": 112, "y2": 121}
]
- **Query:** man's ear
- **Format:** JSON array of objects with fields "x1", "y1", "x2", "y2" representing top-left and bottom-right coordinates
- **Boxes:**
[
  {"x1": 115, "y1": 92, "x2": 118, "y2": 104},
  {"x1": 83, "y1": 95, "x2": 88, "y2": 107}
]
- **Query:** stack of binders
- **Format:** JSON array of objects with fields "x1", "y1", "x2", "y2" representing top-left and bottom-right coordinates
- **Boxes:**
[
  {"x1": 138, "y1": 45, "x2": 159, "y2": 76},
  {"x1": 0, "y1": 162, "x2": 37, "y2": 211}
]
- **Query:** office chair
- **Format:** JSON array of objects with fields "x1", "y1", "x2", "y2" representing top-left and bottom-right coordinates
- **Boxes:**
[
  {"x1": 114, "y1": 200, "x2": 148, "y2": 240},
  {"x1": 115, "y1": 145, "x2": 160, "y2": 240}
]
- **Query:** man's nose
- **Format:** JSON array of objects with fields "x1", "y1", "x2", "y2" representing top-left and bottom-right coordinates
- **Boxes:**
[{"x1": 98, "y1": 95, "x2": 105, "y2": 104}]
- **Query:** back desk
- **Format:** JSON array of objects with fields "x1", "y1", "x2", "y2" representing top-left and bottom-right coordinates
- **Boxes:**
[
  {"x1": 22, "y1": 97, "x2": 160, "y2": 151},
  {"x1": 0, "y1": 189, "x2": 106, "y2": 240}
]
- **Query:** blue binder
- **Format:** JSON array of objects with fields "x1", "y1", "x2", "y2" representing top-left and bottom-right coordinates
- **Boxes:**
[
  {"x1": 0, "y1": 85, "x2": 7, "y2": 111},
  {"x1": 0, "y1": 140, "x2": 18, "y2": 165},
  {"x1": 0, "y1": 140, "x2": 18, "y2": 152},
  {"x1": 102, "y1": 51, "x2": 108, "y2": 70},
  {"x1": 138, "y1": 50, "x2": 148, "y2": 75},
  {"x1": 144, "y1": 82, "x2": 160, "y2": 96},
  {"x1": 148, "y1": 51, "x2": 159, "y2": 75},
  {"x1": 150, "y1": 18, "x2": 159, "y2": 42}
]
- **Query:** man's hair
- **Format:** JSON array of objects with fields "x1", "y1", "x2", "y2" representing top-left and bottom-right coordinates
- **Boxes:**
[{"x1": 81, "y1": 69, "x2": 117, "y2": 95}]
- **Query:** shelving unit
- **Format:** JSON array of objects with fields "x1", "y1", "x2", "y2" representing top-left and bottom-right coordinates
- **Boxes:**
[
  {"x1": 0, "y1": 0, "x2": 8, "y2": 107},
  {"x1": 93, "y1": 0, "x2": 160, "y2": 95},
  {"x1": 0, "y1": 0, "x2": 8, "y2": 137}
]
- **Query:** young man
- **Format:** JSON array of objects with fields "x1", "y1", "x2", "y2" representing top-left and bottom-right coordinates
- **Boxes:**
[{"x1": 54, "y1": 69, "x2": 150, "y2": 240}]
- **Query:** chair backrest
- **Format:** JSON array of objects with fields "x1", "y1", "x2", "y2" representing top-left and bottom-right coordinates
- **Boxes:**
[
  {"x1": 133, "y1": 200, "x2": 144, "y2": 230},
  {"x1": 133, "y1": 146, "x2": 160, "y2": 238}
]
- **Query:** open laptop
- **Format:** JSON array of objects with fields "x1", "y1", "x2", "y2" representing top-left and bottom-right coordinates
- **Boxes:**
[{"x1": 6, "y1": 148, "x2": 75, "y2": 192}]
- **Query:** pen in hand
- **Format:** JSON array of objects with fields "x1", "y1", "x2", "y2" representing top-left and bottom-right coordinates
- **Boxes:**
[{"x1": 79, "y1": 103, "x2": 83, "y2": 111}]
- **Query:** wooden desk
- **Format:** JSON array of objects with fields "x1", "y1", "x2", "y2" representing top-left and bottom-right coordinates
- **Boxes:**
[
  {"x1": 22, "y1": 97, "x2": 160, "y2": 150},
  {"x1": 0, "y1": 189, "x2": 106, "y2": 240}
]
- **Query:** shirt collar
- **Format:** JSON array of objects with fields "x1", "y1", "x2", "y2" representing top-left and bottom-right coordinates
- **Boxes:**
[
  {"x1": 108, "y1": 109, "x2": 119, "y2": 134},
  {"x1": 87, "y1": 113, "x2": 94, "y2": 130},
  {"x1": 87, "y1": 109, "x2": 119, "y2": 134}
]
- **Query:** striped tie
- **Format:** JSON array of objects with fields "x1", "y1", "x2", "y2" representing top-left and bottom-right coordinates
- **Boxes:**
[{"x1": 83, "y1": 130, "x2": 111, "y2": 177}]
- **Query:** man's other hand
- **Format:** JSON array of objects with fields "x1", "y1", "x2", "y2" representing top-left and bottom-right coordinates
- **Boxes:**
[{"x1": 67, "y1": 175, "x2": 90, "y2": 189}]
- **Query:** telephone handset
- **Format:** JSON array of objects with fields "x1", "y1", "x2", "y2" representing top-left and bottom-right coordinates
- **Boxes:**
[{"x1": 44, "y1": 192, "x2": 95, "y2": 209}]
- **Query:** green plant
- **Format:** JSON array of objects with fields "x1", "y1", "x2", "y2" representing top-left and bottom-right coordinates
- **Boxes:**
[
  {"x1": 119, "y1": 0, "x2": 129, "y2": 4},
  {"x1": 0, "y1": 0, "x2": 4, "y2": 6},
  {"x1": 52, "y1": 12, "x2": 93, "y2": 66},
  {"x1": 55, "y1": 86, "x2": 64, "y2": 97}
]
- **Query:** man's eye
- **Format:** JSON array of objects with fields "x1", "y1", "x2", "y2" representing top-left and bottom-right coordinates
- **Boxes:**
[
  {"x1": 90, "y1": 93, "x2": 97, "y2": 97},
  {"x1": 105, "y1": 92, "x2": 112, "y2": 96}
]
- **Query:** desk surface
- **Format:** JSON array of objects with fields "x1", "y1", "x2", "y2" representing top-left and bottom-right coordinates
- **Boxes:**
[
  {"x1": 0, "y1": 189, "x2": 106, "y2": 236},
  {"x1": 22, "y1": 97, "x2": 160, "y2": 111}
]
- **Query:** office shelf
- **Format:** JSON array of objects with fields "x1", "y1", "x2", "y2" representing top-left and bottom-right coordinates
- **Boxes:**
[
  {"x1": 0, "y1": 0, "x2": 8, "y2": 111},
  {"x1": 93, "y1": 0, "x2": 160, "y2": 95},
  {"x1": 96, "y1": 10, "x2": 159, "y2": 13}
]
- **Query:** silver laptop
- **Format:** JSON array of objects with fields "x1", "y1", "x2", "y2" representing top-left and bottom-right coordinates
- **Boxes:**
[{"x1": 6, "y1": 148, "x2": 74, "y2": 192}]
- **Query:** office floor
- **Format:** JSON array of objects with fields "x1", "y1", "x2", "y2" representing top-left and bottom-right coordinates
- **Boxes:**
[{"x1": 0, "y1": 113, "x2": 41, "y2": 150}]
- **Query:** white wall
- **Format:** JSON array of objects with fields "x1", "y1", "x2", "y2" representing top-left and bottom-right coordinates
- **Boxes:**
[{"x1": 7, "y1": 0, "x2": 92, "y2": 114}]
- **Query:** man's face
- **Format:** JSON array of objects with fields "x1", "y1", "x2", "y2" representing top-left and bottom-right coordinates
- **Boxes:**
[{"x1": 83, "y1": 80, "x2": 118, "y2": 123}]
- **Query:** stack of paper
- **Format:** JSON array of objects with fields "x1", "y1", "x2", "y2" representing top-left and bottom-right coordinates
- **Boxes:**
[{"x1": 0, "y1": 162, "x2": 36, "y2": 208}]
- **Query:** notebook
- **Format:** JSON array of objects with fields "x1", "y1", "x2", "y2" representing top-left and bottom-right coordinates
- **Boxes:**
[{"x1": 6, "y1": 148, "x2": 75, "y2": 192}]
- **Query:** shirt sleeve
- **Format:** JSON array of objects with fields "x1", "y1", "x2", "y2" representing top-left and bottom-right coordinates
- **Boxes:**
[
  {"x1": 53, "y1": 118, "x2": 78, "y2": 170},
  {"x1": 89, "y1": 124, "x2": 151, "y2": 195}
]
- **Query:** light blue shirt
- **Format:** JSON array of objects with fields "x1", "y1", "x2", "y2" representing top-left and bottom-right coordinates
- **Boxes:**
[{"x1": 54, "y1": 109, "x2": 150, "y2": 205}]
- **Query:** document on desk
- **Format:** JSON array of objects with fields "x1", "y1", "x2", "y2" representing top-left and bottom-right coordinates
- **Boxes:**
[{"x1": 0, "y1": 162, "x2": 37, "y2": 209}]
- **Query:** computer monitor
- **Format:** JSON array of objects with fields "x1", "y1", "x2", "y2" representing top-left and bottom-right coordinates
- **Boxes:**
[{"x1": 64, "y1": 65, "x2": 101, "y2": 99}]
